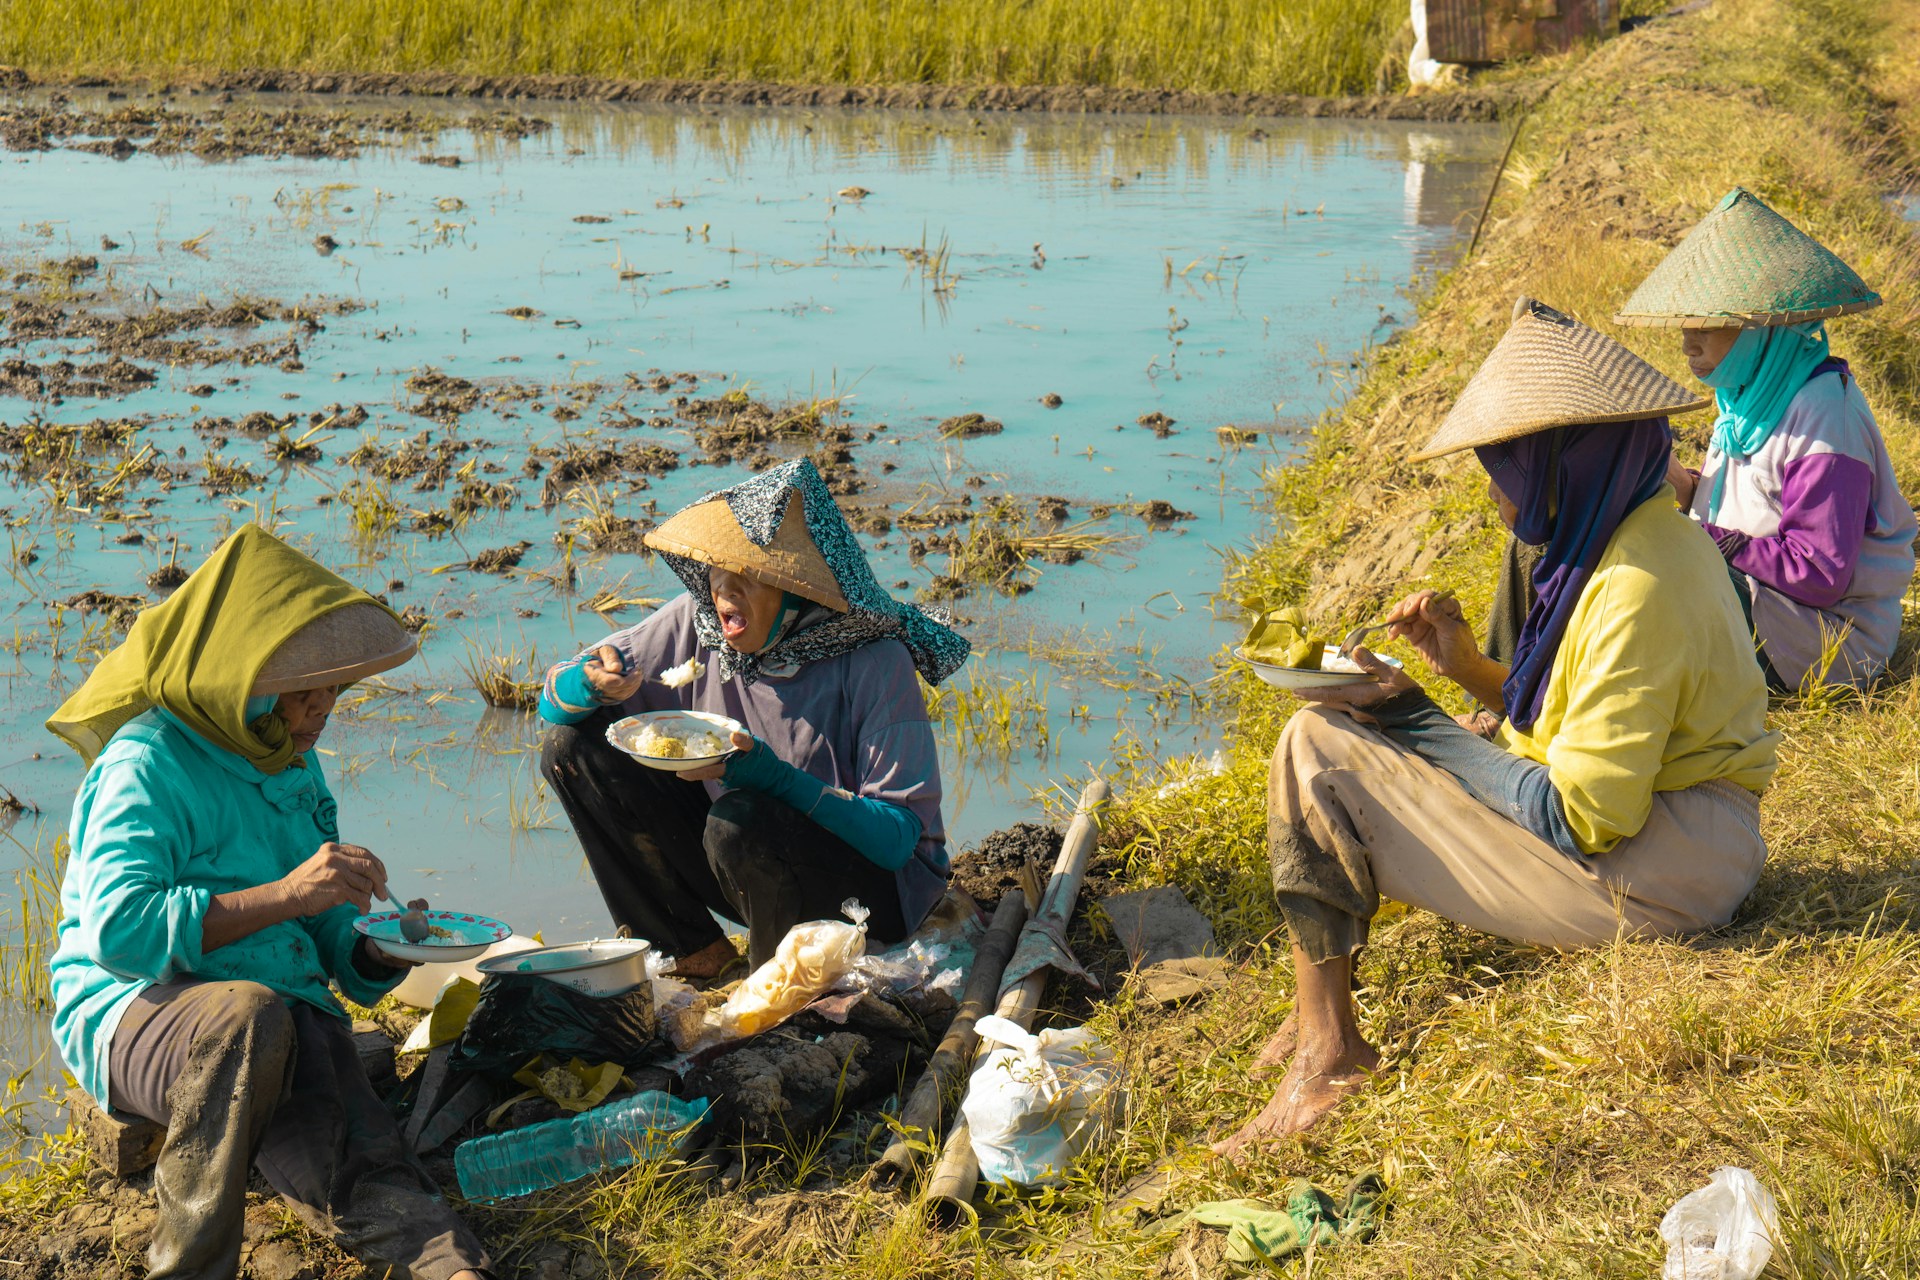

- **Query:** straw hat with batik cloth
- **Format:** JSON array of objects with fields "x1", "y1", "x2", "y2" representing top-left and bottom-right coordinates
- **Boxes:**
[
  {"x1": 1413, "y1": 297, "x2": 1709, "y2": 460},
  {"x1": 1614, "y1": 187, "x2": 1881, "y2": 330},
  {"x1": 646, "y1": 459, "x2": 970, "y2": 687}
]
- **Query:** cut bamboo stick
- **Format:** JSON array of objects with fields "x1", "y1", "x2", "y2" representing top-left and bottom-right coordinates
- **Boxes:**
[
  {"x1": 923, "y1": 777, "x2": 1109, "y2": 1225},
  {"x1": 870, "y1": 891, "x2": 1029, "y2": 1191}
]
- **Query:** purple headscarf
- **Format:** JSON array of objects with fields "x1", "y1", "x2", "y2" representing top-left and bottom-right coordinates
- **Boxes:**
[{"x1": 1476, "y1": 417, "x2": 1672, "y2": 731}]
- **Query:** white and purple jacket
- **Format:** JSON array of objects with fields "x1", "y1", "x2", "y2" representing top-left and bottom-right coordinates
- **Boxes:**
[{"x1": 1689, "y1": 359, "x2": 1916, "y2": 687}]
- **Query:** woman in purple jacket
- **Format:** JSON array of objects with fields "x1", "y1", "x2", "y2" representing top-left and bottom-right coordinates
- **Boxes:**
[
  {"x1": 1617, "y1": 186, "x2": 1915, "y2": 690},
  {"x1": 537, "y1": 460, "x2": 970, "y2": 978}
]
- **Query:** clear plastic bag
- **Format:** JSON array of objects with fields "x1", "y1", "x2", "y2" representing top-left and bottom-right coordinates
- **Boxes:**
[
  {"x1": 1659, "y1": 1167, "x2": 1779, "y2": 1280},
  {"x1": 705, "y1": 900, "x2": 869, "y2": 1041},
  {"x1": 960, "y1": 1015, "x2": 1125, "y2": 1187}
]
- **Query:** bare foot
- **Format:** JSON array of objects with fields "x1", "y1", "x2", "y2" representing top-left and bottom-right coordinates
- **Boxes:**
[
  {"x1": 668, "y1": 937, "x2": 739, "y2": 980},
  {"x1": 1248, "y1": 1013, "x2": 1298, "y2": 1077},
  {"x1": 1212, "y1": 1040, "x2": 1381, "y2": 1157}
]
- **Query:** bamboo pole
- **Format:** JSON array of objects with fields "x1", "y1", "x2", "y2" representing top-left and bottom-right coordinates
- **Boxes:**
[
  {"x1": 871, "y1": 891, "x2": 1030, "y2": 1191},
  {"x1": 923, "y1": 777, "x2": 1108, "y2": 1225}
]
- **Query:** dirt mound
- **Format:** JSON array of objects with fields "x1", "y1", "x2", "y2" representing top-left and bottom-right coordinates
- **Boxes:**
[{"x1": 949, "y1": 821, "x2": 1061, "y2": 906}]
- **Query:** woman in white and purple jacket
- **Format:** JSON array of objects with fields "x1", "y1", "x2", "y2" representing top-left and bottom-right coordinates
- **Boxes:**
[{"x1": 1618, "y1": 187, "x2": 1915, "y2": 690}]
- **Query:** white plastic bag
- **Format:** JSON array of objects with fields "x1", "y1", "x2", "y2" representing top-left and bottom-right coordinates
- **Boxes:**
[
  {"x1": 1659, "y1": 1167, "x2": 1779, "y2": 1280},
  {"x1": 960, "y1": 1015, "x2": 1124, "y2": 1186}
]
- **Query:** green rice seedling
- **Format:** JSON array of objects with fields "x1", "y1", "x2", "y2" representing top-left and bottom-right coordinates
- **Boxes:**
[
  {"x1": 457, "y1": 638, "x2": 544, "y2": 711},
  {"x1": 944, "y1": 499, "x2": 1133, "y2": 596},
  {"x1": 0, "y1": 831, "x2": 67, "y2": 1011},
  {"x1": 926, "y1": 664, "x2": 1054, "y2": 762},
  {"x1": 338, "y1": 478, "x2": 402, "y2": 550}
]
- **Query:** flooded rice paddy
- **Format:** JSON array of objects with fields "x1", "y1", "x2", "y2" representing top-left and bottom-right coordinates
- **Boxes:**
[{"x1": 0, "y1": 91, "x2": 1501, "y2": 1123}]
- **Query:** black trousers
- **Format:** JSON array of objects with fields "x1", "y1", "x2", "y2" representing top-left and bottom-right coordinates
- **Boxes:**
[{"x1": 540, "y1": 709, "x2": 908, "y2": 968}]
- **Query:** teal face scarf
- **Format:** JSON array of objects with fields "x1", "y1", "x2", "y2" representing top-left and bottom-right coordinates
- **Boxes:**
[{"x1": 1702, "y1": 320, "x2": 1830, "y2": 519}]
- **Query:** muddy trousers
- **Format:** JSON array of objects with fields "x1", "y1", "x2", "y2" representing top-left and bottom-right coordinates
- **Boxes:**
[
  {"x1": 108, "y1": 978, "x2": 490, "y2": 1280},
  {"x1": 541, "y1": 710, "x2": 906, "y2": 967}
]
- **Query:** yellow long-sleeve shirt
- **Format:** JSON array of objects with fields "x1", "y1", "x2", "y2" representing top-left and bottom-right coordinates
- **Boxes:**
[{"x1": 1497, "y1": 491, "x2": 1780, "y2": 854}]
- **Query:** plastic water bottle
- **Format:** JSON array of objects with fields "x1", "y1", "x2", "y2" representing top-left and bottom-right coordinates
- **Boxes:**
[{"x1": 454, "y1": 1091, "x2": 710, "y2": 1202}]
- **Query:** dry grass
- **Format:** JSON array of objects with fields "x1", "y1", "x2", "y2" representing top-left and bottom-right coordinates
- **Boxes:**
[
  {"x1": 8, "y1": 1, "x2": 1920, "y2": 1276},
  {"x1": 0, "y1": 0, "x2": 1407, "y2": 97}
]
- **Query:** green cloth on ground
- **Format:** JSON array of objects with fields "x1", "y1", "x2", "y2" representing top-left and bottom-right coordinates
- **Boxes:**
[
  {"x1": 1188, "y1": 1172, "x2": 1385, "y2": 1264},
  {"x1": 46, "y1": 524, "x2": 396, "y2": 775}
]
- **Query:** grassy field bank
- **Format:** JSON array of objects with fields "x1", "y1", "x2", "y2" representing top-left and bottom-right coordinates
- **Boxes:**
[
  {"x1": 3, "y1": 0, "x2": 1408, "y2": 98},
  {"x1": 8, "y1": 0, "x2": 1920, "y2": 1276}
]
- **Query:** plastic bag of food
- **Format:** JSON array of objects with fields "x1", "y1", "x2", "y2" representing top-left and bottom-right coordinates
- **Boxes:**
[
  {"x1": 706, "y1": 900, "x2": 869, "y2": 1041},
  {"x1": 450, "y1": 971, "x2": 664, "y2": 1079},
  {"x1": 961, "y1": 1015, "x2": 1125, "y2": 1186},
  {"x1": 1658, "y1": 1167, "x2": 1778, "y2": 1280},
  {"x1": 1242, "y1": 605, "x2": 1327, "y2": 669}
]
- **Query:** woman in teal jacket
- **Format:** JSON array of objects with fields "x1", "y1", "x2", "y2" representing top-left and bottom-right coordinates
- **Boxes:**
[{"x1": 45, "y1": 527, "x2": 491, "y2": 1280}]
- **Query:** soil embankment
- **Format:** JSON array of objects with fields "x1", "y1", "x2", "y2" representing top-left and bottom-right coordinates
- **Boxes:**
[{"x1": 0, "y1": 63, "x2": 1535, "y2": 124}]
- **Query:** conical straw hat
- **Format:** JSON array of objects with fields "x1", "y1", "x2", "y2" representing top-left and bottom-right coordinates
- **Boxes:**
[
  {"x1": 253, "y1": 602, "x2": 418, "y2": 694},
  {"x1": 1614, "y1": 187, "x2": 1880, "y2": 330},
  {"x1": 1413, "y1": 297, "x2": 1710, "y2": 461},
  {"x1": 646, "y1": 490, "x2": 851, "y2": 612}
]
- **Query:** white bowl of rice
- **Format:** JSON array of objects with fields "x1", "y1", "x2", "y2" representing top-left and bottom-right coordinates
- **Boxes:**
[{"x1": 605, "y1": 710, "x2": 747, "y2": 772}]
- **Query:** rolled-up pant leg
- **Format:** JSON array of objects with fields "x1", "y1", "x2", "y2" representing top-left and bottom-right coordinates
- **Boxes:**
[
  {"x1": 540, "y1": 708, "x2": 734, "y2": 956},
  {"x1": 109, "y1": 980, "x2": 490, "y2": 1280},
  {"x1": 1267, "y1": 706, "x2": 1768, "y2": 963},
  {"x1": 110, "y1": 979, "x2": 294, "y2": 1280},
  {"x1": 254, "y1": 1004, "x2": 489, "y2": 1280},
  {"x1": 705, "y1": 789, "x2": 908, "y2": 968}
]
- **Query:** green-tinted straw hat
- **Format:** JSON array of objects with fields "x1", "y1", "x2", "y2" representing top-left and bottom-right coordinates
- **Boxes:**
[{"x1": 1614, "y1": 186, "x2": 1880, "y2": 330}]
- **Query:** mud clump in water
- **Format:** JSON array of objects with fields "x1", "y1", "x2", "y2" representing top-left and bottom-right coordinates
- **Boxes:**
[
  {"x1": 346, "y1": 430, "x2": 472, "y2": 490},
  {"x1": 403, "y1": 369, "x2": 481, "y2": 422},
  {"x1": 677, "y1": 391, "x2": 851, "y2": 466},
  {"x1": 937, "y1": 412, "x2": 1003, "y2": 439},
  {"x1": 3, "y1": 292, "x2": 359, "y2": 390},
  {"x1": 1137, "y1": 411, "x2": 1176, "y2": 437},
  {"x1": 61, "y1": 589, "x2": 146, "y2": 631},
  {"x1": 0, "y1": 94, "x2": 552, "y2": 162},
  {"x1": 1138, "y1": 499, "x2": 1194, "y2": 524},
  {"x1": 469, "y1": 541, "x2": 532, "y2": 574}
]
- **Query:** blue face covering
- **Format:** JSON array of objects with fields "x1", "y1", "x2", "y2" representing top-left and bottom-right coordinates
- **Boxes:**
[
  {"x1": 245, "y1": 694, "x2": 278, "y2": 723},
  {"x1": 1702, "y1": 321, "x2": 1830, "y2": 520}
]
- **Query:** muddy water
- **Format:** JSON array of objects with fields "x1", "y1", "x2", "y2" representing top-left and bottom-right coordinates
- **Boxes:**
[{"x1": 0, "y1": 95, "x2": 1501, "y2": 1124}]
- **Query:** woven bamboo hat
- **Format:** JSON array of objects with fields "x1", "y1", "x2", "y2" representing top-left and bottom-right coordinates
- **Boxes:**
[
  {"x1": 1413, "y1": 297, "x2": 1710, "y2": 461},
  {"x1": 1614, "y1": 187, "x2": 1880, "y2": 330},
  {"x1": 646, "y1": 490, "x2": 851, "y2": 612},
  {"x1": 253, "y1": 602, "x2": 418, "y2": 695}
]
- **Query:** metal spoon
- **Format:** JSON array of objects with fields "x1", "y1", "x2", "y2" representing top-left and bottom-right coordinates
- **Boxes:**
[{"x1": 1339, "y1": 589, "x2": 1456, "y2": 656}]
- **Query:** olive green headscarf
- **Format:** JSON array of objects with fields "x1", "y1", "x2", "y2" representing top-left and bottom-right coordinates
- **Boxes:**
[{"x1": 46, "y1": 525, "x2": 395, "y2": 775}]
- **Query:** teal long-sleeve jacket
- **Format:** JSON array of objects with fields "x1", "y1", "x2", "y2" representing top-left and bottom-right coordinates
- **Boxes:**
[{"x1": 49, "y1": 709, "x2": 404, "y2": 1110}]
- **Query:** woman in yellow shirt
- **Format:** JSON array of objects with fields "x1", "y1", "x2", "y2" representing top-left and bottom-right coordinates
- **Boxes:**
[{"x1": 1219, "y1": 299, "x2": 1779, "y2": 1154}]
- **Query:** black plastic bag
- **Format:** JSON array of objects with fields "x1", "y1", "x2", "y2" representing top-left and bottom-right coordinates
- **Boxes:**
[{"x1": 450, "y1": 973, "x2": 664, "y2": 1079}]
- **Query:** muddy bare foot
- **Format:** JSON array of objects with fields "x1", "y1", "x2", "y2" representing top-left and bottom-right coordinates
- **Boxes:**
[
  {"x1": 1248, "y1": 1013, "x2": 1298, "y2": 1076},
  {"x1": 1212, "y1": 1041, "x2": 1381, "y2": 1157},
  {"x1": 668, "y1": 937, "x2": 739, "y2": 980}
]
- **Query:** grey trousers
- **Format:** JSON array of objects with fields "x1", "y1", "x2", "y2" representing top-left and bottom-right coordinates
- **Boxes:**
[
  {"x1": 109, "y1": 978, "x2": 490, "y2": 1280},
  {"x1": 1269, "y1": 707, "x2": 1768, "y2": 963}
]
